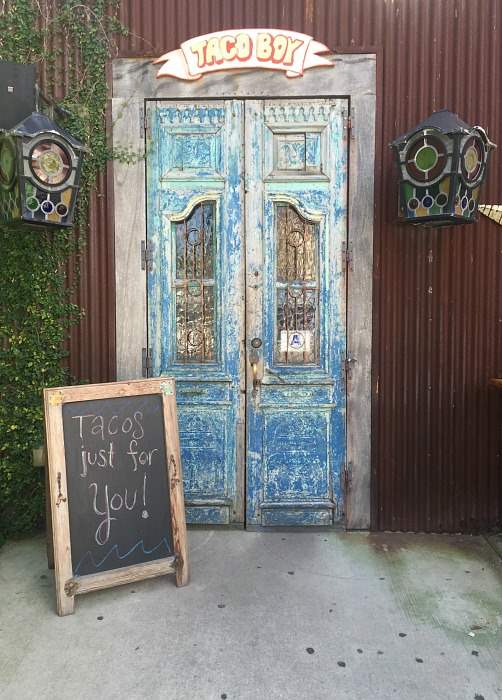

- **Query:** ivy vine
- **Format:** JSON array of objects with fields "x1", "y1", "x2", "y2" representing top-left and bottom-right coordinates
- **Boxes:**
[{"x1": 0, "y1": 0, "x2": 128, "y2": 543}]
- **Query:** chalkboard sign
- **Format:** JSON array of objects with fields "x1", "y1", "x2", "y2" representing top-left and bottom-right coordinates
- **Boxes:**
[{"x1": 44, "y1": 379, "x2": 188, "y2": 616}]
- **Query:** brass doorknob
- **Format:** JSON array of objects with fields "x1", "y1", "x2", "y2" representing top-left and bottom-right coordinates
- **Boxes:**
[{"x1": 251, "y1": 361, "x2": 260, "y2": 390}]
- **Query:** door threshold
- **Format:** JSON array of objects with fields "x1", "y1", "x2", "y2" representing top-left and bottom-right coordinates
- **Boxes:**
[
  {"x1": 187, "y1": 523, "x2": 245, "y2": 531},
  {"x1": 245, "y1": 524, "x2": 346, "y2": 533}
]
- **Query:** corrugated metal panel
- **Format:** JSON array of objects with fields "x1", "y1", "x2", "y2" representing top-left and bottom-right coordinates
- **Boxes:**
[
  {"x1": 33, "y1": 0, "x2": 502, "y2": 532},
  {"x1": 371, "y1": 0, "x2": 502, "y2": 534},
  {"x1": 65, "y1": 171, "x2": 116, "y2": 384}
]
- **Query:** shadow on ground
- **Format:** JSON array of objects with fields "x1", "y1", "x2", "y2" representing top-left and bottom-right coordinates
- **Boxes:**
[{"x1": 1, "y1": 531, "x2": 501, "y2": 700}]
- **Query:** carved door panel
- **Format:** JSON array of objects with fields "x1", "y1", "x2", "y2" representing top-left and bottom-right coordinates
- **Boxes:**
[
  {"x1": 245, "y1": 99, "x2": 348, "y2": 526},
  {"x1": 146, "y1": 100, "x2": 245, "y2": 525}
]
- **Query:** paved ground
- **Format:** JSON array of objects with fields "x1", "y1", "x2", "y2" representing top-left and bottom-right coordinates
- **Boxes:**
[{"x1": 1, "y1": 530, "x2": 501, "y2": 700}]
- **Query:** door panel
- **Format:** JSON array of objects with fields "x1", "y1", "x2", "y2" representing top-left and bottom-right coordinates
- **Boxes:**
[
  {"x1": 146, "y1": 100, "x2": 245, "y2": 524},
  {"x1": 245, "y1": 99, "x2": 348, "y2": 526}
]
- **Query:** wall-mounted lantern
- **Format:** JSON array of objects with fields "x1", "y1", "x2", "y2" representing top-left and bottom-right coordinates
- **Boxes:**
[
  {"x1": 391, "y1": 109, "x2": 496, "y2": 227},
  {"x1": 0, "y1": 111, "x2": 85, "y2": 229}
]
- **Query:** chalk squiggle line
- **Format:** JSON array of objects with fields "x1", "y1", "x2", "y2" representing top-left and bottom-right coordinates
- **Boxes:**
[{"x1": 74, "y1": 538, "x2": 172, "y2": 575}]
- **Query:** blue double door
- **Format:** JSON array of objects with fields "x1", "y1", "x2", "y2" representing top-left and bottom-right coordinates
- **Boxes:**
[{"x1": 146, "y1": 98, "x2": 348, "y2": 527}]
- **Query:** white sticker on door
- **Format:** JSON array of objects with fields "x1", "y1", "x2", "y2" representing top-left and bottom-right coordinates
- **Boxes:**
[{"x1": 280, "y1": 330, "x2": 311, "y2": 353}]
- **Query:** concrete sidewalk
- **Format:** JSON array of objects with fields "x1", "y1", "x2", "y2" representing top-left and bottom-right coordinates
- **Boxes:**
[{"x1": 1, "y1": 531, "x2": 501, "y2": 700}]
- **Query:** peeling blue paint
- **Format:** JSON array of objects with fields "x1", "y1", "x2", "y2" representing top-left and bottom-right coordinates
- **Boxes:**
[
  {"x1": 185, "y1": 506, "x2": 230, "y2": 525},
  {"x1": 147, "y1": 99, "x2": 348, "y2": 528},
  {"x1": 247, "y1": 100, "x2": 348, "y2": 527},
  {"x1": 147, "y1": 101, "x2": 243, "y2": 525},
  {"x1": 261, "y1": 508, "x2": 332, "y2": 526}
]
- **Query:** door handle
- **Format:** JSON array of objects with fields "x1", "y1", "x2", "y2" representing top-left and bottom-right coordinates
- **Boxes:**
[
  {"x1": 251, "y1": 361, "x2": 261, "y2": 391},
  {"x1": 249, "y1": 349, "x2": 261, "y2": 395}
]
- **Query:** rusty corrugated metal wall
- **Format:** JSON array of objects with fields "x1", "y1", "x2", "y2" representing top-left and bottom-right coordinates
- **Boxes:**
[
  {"x1": 46, "y1": 0, "x2": 502, "y2": 532},
  {"x1": 31, "y1": 0, "x2": 117, "y2": 385}
]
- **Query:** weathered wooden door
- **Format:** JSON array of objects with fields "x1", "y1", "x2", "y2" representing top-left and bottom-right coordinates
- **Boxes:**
[
  {"x1": 146, "y1": 100, "x2": 245, "y2": 525},
  {"x1": 245, "y1": 99, "x2": 347, "y2": 526},
  {"x1": 147, "y1": 98, "x2": 347, "y2": 527}
]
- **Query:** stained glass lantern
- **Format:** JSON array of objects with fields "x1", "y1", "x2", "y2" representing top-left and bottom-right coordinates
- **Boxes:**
[
  {"x1": 0, "y1": 111, "x2": 85, "y2": 228},
  {"x1": 391, "y1": 109, "x2": 496, "y2": 227}
]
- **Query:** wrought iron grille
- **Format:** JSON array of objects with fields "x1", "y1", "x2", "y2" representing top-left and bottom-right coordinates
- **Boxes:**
[{"x1": 174, "y1": 201, "x2": 216, "y2": 362}]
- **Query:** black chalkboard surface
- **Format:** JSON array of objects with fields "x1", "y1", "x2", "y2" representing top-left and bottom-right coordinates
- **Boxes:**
[
  {"x1": 63, "y1": 394, "x2": 173, "y2": 576},
  {"x1": 44, "y1": 379, "x2": 188, "y2": 616}
]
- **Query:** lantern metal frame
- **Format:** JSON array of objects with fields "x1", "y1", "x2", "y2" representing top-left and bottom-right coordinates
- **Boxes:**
[
  {"x1": 391, "y1": 109, "x2": 496, "y2": 228},
  {"x1": 0, "y1": 111, "x2": 85, "y2": 229}
]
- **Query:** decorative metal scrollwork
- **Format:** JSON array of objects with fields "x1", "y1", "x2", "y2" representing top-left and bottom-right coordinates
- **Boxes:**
[{"x1": 174, "y1": 201, "x2": 216, "y2": 362}]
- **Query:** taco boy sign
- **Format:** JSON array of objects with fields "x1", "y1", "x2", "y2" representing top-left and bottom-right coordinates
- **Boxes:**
[{"x1": 154, "y1": 29, "x2": 333, "y2": 81}]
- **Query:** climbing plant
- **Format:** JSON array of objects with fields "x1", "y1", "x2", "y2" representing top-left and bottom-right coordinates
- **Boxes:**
[{"x1": 0, "y1": 0, "x2": 128, "y2": 543}]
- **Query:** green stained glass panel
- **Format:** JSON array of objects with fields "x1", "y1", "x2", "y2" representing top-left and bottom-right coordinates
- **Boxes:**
[{"x1": 415, "y1": 145, "x2": 438, "y2": 172}]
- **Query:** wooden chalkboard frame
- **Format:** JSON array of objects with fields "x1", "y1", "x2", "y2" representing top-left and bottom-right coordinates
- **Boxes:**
[{"x1": 44, "y1": 378, "x2": 188, "y2": 616}]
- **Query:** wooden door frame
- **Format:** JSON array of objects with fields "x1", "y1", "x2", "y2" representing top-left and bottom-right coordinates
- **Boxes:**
[{"x1": 111, "y1": 53, "x2": 376, "y2": 529}]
